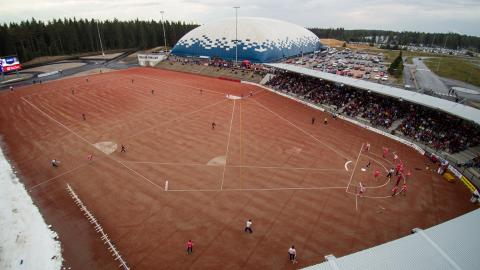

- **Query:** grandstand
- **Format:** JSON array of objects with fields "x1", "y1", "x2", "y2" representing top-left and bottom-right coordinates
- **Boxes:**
[{"x1": 263, "y1": 63, "x2": 480, "y2": 188}]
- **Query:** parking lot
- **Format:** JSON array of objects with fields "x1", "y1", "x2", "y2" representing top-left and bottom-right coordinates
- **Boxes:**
[{"x1": 284, "y1": 48, "x2": 396, "y2": 84}]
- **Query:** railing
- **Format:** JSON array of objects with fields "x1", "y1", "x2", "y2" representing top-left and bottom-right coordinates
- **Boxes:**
[{"x1": 66, "y1": 184, "x2": 130, "y2": 270}]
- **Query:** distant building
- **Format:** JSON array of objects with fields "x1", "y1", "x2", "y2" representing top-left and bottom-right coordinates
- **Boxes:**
[{"x1": 171, "y1": 17, "x2": 323, "y2": 63}]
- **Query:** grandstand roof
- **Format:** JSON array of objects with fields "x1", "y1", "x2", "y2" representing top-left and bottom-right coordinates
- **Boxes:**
[
  {"x1": 303, "y1": 209, "x2": 480, "y2": 270},
  {"x1": 171, "y1": 17, "x2": 323, "y2": 63},
  {"x1": 266, "y1": 63, "x2": 480, "y2": 125}
]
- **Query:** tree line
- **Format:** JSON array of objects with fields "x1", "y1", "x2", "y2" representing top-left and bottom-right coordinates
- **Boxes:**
[
  {"x1": 0, "y1": 18, "x2": 198, "y2": 62},
  {"x1": 309, "y1": 28, "x2": 480, "y2": 52}
]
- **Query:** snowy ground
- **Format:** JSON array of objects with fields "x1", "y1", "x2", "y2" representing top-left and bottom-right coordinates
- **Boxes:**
[{"x1": 0, "y1": 145, "x2": 62, "y2": 270}]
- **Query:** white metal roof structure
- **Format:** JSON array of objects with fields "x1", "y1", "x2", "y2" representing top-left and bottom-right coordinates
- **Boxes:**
[
  {"x1": 266, "y1": 63, "x2": 480, "y2": 125},
  {"x1": 303, "y1": 209, "x2": 480, "y2": 270},
  {"x1": 172, "y1": 17, "x2": 323, "y2": 62}
]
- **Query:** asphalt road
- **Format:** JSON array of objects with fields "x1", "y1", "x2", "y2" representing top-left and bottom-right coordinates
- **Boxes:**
[
  {"x1": 411, "y1": 57, "x2": 449, "y2": 94},
  {"x1": 0, "y1": 51, "x2": 138, "y2": 90}
]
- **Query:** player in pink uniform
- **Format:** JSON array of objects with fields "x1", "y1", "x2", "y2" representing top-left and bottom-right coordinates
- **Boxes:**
[
  {"x1": 358, "y1": 182, "x2": 366, "y2": 196},
  {"x1": 393, "y1": 152, "x2": 399, "y2": 163},
  {"x1": 391, "y1": 185, "x2": 399, "y2": 196},
  {"x1": 400, "y1": 183, "x2": 407, "y2": 196},
  {"x1": 186, "y1": 240, "x2": 194, "y2": 254},
  {"x1": 374, "y1": 169, "x2": 381, "y2": 179},
  {"x1": 382, "y1": 147, "x2": 389, "y2": 158}
]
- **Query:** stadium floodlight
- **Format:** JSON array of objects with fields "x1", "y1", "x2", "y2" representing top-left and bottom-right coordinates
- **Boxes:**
[
  {"x1": 96, "y1": 20, "x2": 105, "y2": 57},
  {"x1": 233, "y1": 6, "x2": 240, "y2": 63},
  {"x1": 160, "y1": 11, "x2": 167, "y2": 52}
]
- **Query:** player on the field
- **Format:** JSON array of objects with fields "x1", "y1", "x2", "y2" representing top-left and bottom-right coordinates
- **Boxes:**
[
  {"x1": 400, "y1": 183, "x2": 407, "y2": 196},
  {"x1": 51, "y1": 159, "x2": 59, "y2": 167},
  {"x1": 392, "y1": 185, "x2": 399, "y2": 196},
  {"x1": 186, "y1": 240, "x2": 194, "y2": 254},
  {"x1": 382, "y1": 147, "x2": 389, "y2": 158},
  {"x1": 358, "y1": 182, "x2": 366, "y2": 196},
  {"x1": 212, "y1": 122, "x2": 216, "y2": 130},
  {"x1": 386, "y1": 168, "x2": 394, "y2": 178},
  {"x1": 364, "y1": 142, "x2": 371, "y2": 152},
  {"x1": 311, "y1": 117, "x2": 315, "y2": 125}
]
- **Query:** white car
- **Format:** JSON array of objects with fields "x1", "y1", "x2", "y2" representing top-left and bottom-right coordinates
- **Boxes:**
[
  {"x1": 381, "y1": 76, "x2": 388, "y2": 81},
  {"x1": 374, "y1": 75, "x2": 380, "y2": 80},
  {"x1": 373, "y1": 68, "x2": 379, "y2": 72}
]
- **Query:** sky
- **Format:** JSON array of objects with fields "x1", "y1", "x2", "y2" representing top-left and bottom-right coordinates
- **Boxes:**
[{"x1": 0, "y1": 0, "x2": 479, "y2": 36}]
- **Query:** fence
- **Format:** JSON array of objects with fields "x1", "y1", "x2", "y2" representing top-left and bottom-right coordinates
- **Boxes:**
[{"x1": 66, "y1": 184, "x2": 130, "y2": 270}]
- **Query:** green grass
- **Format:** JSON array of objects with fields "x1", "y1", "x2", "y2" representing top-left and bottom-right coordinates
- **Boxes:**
[{"x1": 423, "y1": 57, "x2": 480, "y2": 87}]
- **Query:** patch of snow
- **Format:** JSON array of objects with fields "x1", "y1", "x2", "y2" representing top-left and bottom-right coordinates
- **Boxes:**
[{"x1": 0, "y1": 146, "x2": 63, "y2": 270}]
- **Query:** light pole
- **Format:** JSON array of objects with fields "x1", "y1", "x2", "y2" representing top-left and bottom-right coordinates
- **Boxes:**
[
  {"x1": 96, "y1": 19, "x2": 105, "y2": 56},
  {"x1": 436, "y1": 34, "x2": 448, "y2": 72},
  {"x1": 160, "y1": 11, "x2": 167, "y2": 52},
  {"x1": 233, "y1": 6, "x2": 240, "y2": 63}
]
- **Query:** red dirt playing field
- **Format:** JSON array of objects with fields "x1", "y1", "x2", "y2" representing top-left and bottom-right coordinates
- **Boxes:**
[{"x1": 0, "y1": 67, "x2": 475, "y2": 269}]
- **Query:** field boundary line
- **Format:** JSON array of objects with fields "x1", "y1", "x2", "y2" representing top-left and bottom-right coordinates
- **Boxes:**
[
  {"x1": 121, "y1": 98, "x2": 227, "y2": 141},
  {"x1": 28, "y1": 156, "x2": 108, "y2": 191},
  {"x1": 119, "y1": 160, "x2": 346, "y2": 171},
  {"x1": 168, "y1": 186, "x2": 346, "y2": 192},
  {"x1": 22, "y1": 96, "x2": 162, "y2": 191},
  {"x1": 251, "y1": 99, "x2": 351, "y2": 161},
  {"x1": 220, "y1": 100, "x2": 236, "y2": 190},
  {"x1": 345, "y1": 143, "x2": 364, "y2": 193},
  {"x1": 133, "y1": 73, "x2": 226, "y2": 95}
]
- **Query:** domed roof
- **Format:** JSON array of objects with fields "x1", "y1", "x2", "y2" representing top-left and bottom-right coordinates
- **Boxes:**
[{"x1": 171, "y1": 17, "x2": 323, "y2": 63}]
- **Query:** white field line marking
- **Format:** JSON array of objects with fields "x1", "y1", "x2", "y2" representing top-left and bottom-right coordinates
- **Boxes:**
[
  {"x1": 346, "y1": 190, "x2": 394, "y2": 199},
  {"x1": 345, "y1": 143, "x2": 364, "y2": 193},
  {"x1": 133, "y1": 74, "x2": 226, "y2": 95},
  {"x1": 22, "y1": 97, "x2": 162, "y2": 190},
  {"x1": 122, "y1": 99, "x2": 227, "y2": 141},
  {"x1": 22, "y1": 97, "x2": 93, "y2": 145},
  {"x1": 220, "y1": 100, "x2": 236, "y2": 190},
  {"x1": 344, "y1": 161, "x2": 352, "y2": 171},
  {"x1": 29, "y1": 161, "x2": 93, "y2": 191},
  {"x1": 359, "y1": 154, "x2": 392, "y2": 190},
  {"x1": 252, "y1": 99, "x2": 351, "y2": 161},
  {"x1": 355, "y1": 194, "x2": 359, "y2": 211},
  {"x1": 120, "y1": 160, "x2": 345, "y2": 171},
  {"x1": 168, "y1": 186, "x2": 347, "y2": 192}
]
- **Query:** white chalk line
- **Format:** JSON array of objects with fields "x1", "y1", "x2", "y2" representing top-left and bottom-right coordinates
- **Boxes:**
[
  {"x1": 220, "y1": 100, "x2": 236, "y2": 190},
  {"x1": 345, "y1": 143, "x2": 364, "y2": 193},
  {"x1": 344, "y1": 161, "x2": 352, "y2": 171},
  {"x1": 252, "y1": 99, "x2": 351, "y2": 161},
  {"x1": 355, "y1": 194, "x2": 358, "y2": 211},
  {"x1": 119, "y1": 160, "x2": 346, "y2": 172},
  {"x1": 133, "y1": 73, "x2": 226, "y2": 96},
  {"x1": 121, "y1": 98, "x2": 227, "y2": 141},
  {"x1": 29, "y1": 160, "x2": 98, "y2": 191},
  {"x1": 22, "y1": 97, "x2": 162, "y2": 191},
  {"x1": 168, "y1": 186, "x2": 347, "y2": 192}
]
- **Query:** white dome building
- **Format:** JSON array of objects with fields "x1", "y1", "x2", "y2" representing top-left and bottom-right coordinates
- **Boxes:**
[{"x1": 171, "y1": 17, "x2": 323, "y2": 63}]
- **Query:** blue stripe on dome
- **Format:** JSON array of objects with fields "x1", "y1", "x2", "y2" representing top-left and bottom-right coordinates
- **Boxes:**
[{"x1": 172, "y1": 39, "x2": 322, "y2": 63}]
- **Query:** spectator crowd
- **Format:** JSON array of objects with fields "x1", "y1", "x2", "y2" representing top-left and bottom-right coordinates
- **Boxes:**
[{"x1": 266, "y1": 71, "x2": 480, "y2": 154}]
